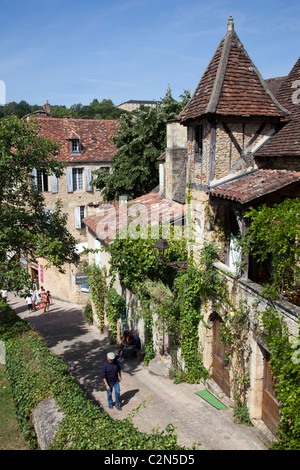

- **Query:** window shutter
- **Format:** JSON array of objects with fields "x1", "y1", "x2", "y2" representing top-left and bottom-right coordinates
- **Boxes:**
[
  {"x1": 51, "y1": 173, "x2": 58, "y2": 193},
  {"x1": 94, "y1": 166, "x2": 100, "y2": 190},
  {"x1": 31, "y1": 168, "x2": 37, "y2": 190},
  {"x1": 66, "y1": 167, "x2": 73, "y2": 193},
  {"x1": 74, "y1": 206, "x2": 81, "y2": 229},
  {"x1": 85, "y1": 167, "x2": 92, "y2": 192}
]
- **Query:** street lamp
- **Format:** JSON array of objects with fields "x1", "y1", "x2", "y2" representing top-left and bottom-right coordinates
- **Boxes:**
[
  {"x1": 153, "y1": 236, "x2": 189, "y2": 271},
  {"x1": 153, "y1": 236, "x2": 169, "y2": 261}
]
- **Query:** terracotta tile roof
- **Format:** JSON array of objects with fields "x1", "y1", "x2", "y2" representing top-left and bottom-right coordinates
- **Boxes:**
[
  {"x1": 209, "y1": 168, "x2": 300, "y2": 204},
  {"x1": 32, "y1": 117, "x2": 119, "y2": 162},
  {"x1": 273, "y1": 57, "x2": 300, "y2": 118},
  {"x1": 83, "y1": 192, "x2": 185, "y2": 245},
  {"x1": 179, "y1": 18, "x2": 289, "y2": 123},
  {"x1": 255, "y1": 116, "x2": 300, "y2": 158},
  {"x1": 265, "y1": 77, "x2": 286, "y2": 97},
  {"x1": 255, "y1": 57, "x2": 300, "y2": 158}
]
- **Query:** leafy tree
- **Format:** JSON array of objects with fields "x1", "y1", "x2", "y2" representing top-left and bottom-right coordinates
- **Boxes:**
[
  {"x1": 242, "y1": 198, "x2": 300, "y2": 299},
  {"x1": 0, "y1": 115, "x2": 79, "y2": 293},
  {"x1": 0, "y1": 101, "x2": 32, "y2": 118},
  {"x1": 0, "y1": 98, "x2": 127, "y2": 120},
  {"x1": 92, "y1": 87, "x2": 190, "y2": 201}
]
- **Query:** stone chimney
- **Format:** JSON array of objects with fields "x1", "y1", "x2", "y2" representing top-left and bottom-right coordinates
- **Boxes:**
[
  {"x1": 227, "y1": 16, "x2": 234, "y2": 32},
  {"x1": 44, "y1": 100, "x2": 51, "y2": 116}
]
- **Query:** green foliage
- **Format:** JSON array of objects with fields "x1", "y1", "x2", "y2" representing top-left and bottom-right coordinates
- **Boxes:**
[
  {"x1": 106, "y1": 225, "x2": 187, "y2": 290},
  {"x1": 107, "y1": 233, "x2": 219, "y2": 383},
  {"x1": 93, "y1": 88, "x2": 190, "y2": 200},
  {"x1": 0, "y1": 302, "x2": 194, "y2": 450},
  {"x1": 259, "y1": 308, "x2": 300, "y2": 449},
  {"x1": 106, "y1": 288, "x2": 126, "y2": 344},
  {"x1": 83, "y1": 301, "x2": 93, "y2": 325},
  {"x1": 84, "y1": 263, "x2": 107, "y2": 331},
  {"x1": 172, "y1": 244, "x2": 221, "y2": 383},
  {"x1": 242, "y1": 199, "x2": 300, "y2": 299},
  {"x1": 0, "y1": 98, "x2": 127, "y2": 120},
  {"x1": 217, "y1": 299, "x2": 251, "y2": 425},
  {"x1": 0, "y1": 116, "x2": 79, "y2": 293}
]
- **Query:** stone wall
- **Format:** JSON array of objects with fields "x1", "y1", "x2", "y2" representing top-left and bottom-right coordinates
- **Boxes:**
[
  {"x1": 187, "y1": 119, "x2": 276, "y2": 187},
  {"x1": 165, "y1": 121, "x2": 188, "y2": 202},
  {"x1": 27, "y1": 163, "x2": 110, "y2": 304},
  {"x1": 200, "y1": 261, "x2": 299, "y2": 430}
]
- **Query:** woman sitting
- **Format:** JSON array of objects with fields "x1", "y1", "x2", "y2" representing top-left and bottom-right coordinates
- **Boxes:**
[{"x1": 117, "y1": 330, "x2": 130, "y2": 356}]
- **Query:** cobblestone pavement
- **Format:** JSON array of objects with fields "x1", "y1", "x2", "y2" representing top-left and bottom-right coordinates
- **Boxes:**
[{"x1": 11, "y1": 294, "x2": 269, "y2": 450}]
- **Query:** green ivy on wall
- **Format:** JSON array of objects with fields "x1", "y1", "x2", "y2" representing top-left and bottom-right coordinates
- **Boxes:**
[
  {"x1": 259, "y1": 307, "x2": 300, "y2": 449},
  {"x1": 105, "y1": 287, "x2": 126, "y2": 344},
  {"x1": 84, "y1": 263, "x2": 107, "y2": 332}
]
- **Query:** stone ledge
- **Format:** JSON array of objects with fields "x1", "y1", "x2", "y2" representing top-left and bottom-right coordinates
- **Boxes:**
[{"x1": 31, "y1": 398, "x2": 64, "y2": 450}]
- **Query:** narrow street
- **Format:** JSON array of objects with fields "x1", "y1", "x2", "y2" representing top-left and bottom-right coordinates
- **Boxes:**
[{"x1": 11, "y1": 294, "x2": 268, "y2": 450}]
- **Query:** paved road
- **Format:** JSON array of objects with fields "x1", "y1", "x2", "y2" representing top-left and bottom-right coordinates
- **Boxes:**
[{"x1": 11, "y1": 294, "x2": 268, "y2": 450}]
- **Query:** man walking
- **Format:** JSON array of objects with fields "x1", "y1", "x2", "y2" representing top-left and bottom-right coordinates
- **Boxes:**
[{"x1": 102, "y1": 352, "x2": 122, "y2": 410}]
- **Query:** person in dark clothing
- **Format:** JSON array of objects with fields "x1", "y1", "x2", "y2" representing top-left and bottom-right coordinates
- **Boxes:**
[
  {"x1": 102, "y1": 352, "x2": 122, "y2": 410},
  {"x1": 122, "y1": 329, "x2": 141, "y2": 358}
]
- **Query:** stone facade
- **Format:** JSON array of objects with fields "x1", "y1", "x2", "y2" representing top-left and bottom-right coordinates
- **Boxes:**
[
  {"x1": 29, "y1": 164, "x2": 111, "y2": 304},
  {"x1": 170, "y1": 17, "x2": 300, "y2": 438},
  {"x1": 164, "y1": 120, "x2": 188, "y2": 203},
  {"x1": 26, "y1": 115, "x2": 118, "y2": 304}
]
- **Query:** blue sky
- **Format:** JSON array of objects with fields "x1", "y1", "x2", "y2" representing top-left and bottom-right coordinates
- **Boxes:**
[{"x1": 1, "y1": 0, "x2": 300, "y2": 107}]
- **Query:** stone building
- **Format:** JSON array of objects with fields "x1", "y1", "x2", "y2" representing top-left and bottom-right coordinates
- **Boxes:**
[
  {"x1": 27, "y1": 113, "x2": 119, "y2": 304},
  {"x1": 117, "y1": 99, "x2": 161, "y2": 112},
  {"x1": 74, "y1": 17, "x2": 300, "y2": 439},
  {"x1": 174, "y1": 17, "x2": 300, "y2": 437}
]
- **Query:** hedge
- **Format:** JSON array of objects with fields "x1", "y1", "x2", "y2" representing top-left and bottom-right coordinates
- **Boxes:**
[{"x1": 0, "y1": 301, "x2": 192, "y2": 450}]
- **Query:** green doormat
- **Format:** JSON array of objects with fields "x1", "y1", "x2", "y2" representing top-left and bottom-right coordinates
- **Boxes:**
[{"x1": 195, "y1": 390, "x2": 227, "y2": 410}]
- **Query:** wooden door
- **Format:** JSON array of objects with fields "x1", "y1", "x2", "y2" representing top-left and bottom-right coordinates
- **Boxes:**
[
  {"x1": 262, "y1": 350, "x2": 280, "y2": 435},
  {"x1": 212, "y1": 316, "x2": 230, "y2": 397}
]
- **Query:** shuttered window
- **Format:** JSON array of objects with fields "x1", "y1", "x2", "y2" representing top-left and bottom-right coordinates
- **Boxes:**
[
  {"x1": 51, "y1": 173, "x2": 58, "y2": 193},
  {"x1": 74, "y1": 205, "x2": 86, "y2": 229},
  {"x1": 72, "y1": 168, "x2": 83, "y2": 191},
  {"x1": 85, "y1": 167, "x2": 92, "y2": 192}
]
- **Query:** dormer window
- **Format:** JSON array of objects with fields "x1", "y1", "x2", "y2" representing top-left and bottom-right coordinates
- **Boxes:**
[{"x1": 71, "y1": 139, "x2": 80, "y2": 154}]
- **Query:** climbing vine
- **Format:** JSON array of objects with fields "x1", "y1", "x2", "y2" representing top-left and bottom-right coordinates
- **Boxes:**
[
  {"x1": 218, "y1": 298, "x2": 252, "y2": 425},
  {"x1": 258, "y1": 307, "x2": 300, "y2": 449},
  {"x1": 83, "y1": 263, "x2": 107, "y2": 332},
  {"x1": 242, "y1": 198, "x2": 300, "y2": 301},
  {"x1": 172, "y1": 244, "x2": 221, "y2": 383},
  {"x1": 105, "y1": 287, "x2": 126, "y2": 344}
]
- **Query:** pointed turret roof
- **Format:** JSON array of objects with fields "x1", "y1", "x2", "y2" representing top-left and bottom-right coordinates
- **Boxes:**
[
  {"x1": 273, "y1": 57, "x2": 300, "y2": 118},
  {"x1": 255, "y1": 56, "x2": 300, "y2": 158},
  {"x1": 179, "y1": 17, "x2": 289, "y2": 123}
]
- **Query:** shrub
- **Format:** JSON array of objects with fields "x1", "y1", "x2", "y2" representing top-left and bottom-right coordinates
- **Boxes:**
[{"x1": 0, "y1": 302, "x2": 192, "y2": 450}]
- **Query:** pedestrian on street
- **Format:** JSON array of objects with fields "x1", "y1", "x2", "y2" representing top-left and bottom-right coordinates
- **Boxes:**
[
  {"x1": 39, "y1": 286, "x2": 45, "y2": 299},
  {"x1": 31, "y1": 290, "x2": 37, "y2": 311},
  {"x1": 44, "y1": 291, "x2": 51, "y2": 313},
  {"x1": 102, "y1": 352, "x2": 122, "y2": 410},
  {"x1": 26, "y1": 294, "x2": 33, "y2": 312}
]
